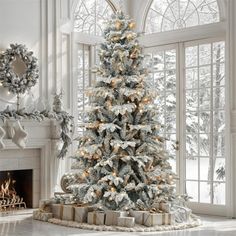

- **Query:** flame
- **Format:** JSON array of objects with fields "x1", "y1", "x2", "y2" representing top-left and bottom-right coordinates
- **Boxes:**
[{"x1": 0, "y1": 174, "x2": 17, "y2": 199}]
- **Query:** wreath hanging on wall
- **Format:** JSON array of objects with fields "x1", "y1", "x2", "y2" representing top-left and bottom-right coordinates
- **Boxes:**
[{"x1": 0, "y1": 44, "x2": 39, "y2": 94}]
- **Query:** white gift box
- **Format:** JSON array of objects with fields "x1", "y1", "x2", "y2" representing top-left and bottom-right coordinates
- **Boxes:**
[
  {"x1": 33, "y1": 210, "x2": 53, "y2": 222},
  {"x1": 62, "y1": 205, "x2": 75, "y2": 221},
  {"x1": 129, "y1": 210, "x2": 146, "y2": 225},
  {"x1": 52, "y1": 204, "x2": 63, "y2": 219},
  {"x1": 105, "y1": 210, "x2": 128, "y2": 226},
  {"x1": 159, "y1": 202, "x2": 171, "y2": 213},
  {"x1": 164, "y1": 213, "x2": 175, "y2": 225},
  {"x1": 143, "y1": 212, "x2": 164, "y2": 227},
  {"x1": 117, "y1": 216, "x2": 135, "y2": 227},
  {"x1": 87, "y1": 211, "x2": 105, "y2": 225}
]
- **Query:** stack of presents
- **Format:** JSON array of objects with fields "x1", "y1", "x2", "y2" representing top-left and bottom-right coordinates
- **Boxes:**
[{"x1": 33, "y1": 201, "x2": 191, "y2": 227}]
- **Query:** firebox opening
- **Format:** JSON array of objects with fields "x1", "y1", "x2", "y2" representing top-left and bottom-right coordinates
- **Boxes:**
[{"x1": 0, "y1": 169, "x2": 33, "y2": 209}]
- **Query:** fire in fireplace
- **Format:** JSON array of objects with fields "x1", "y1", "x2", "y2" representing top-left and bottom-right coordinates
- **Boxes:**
[{"x1": 0, "y1": 169, "x2": 33, "y2": 212}]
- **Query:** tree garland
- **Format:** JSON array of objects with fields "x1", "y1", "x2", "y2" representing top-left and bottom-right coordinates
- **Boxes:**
[
  {"x1": 0, "y1": 106, "x2": 74, "y2": 159},
  {"x1": 0, "y1": 44, "x2": 39, "y2": 94}
]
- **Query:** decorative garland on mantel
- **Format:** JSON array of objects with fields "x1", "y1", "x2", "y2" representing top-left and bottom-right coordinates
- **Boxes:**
[{"x1": 0, "y1": 106, "x2": 74, "y2": 159}]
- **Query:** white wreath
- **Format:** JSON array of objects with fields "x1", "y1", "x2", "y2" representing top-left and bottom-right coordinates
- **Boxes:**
[{"x1": 0, "y1": 44, "x2": 39, "y2": 94}]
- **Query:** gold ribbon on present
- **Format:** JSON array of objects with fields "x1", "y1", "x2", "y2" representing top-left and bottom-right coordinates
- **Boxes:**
[{"x1": 93, "y1": 212, "x2": 96, "y2": 224}]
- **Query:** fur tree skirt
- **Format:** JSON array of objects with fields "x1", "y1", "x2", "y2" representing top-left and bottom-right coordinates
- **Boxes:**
[{"x1": 48, "y1": 214, "x2": 201, "y2": 232}]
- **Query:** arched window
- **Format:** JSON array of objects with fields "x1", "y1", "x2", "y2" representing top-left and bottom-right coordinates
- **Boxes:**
[
  {"x1": 145, "y1": 0, "x2": 220, "y2": 34},
  {"x1": 74, "y1": 0, "x2": 115, "y2": 36}
]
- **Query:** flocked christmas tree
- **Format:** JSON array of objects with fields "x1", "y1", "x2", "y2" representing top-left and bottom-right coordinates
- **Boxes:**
[{"x1": 69, "y1": 11, "x2": 180, "y2": 211}]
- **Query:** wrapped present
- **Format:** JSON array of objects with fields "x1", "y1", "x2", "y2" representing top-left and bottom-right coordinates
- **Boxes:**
[
  {"x1": 129, "y1": 210, "x2": 146, "y2": 225},
  {"x1": 52, "y1": 204, "x2": 63, "y2": 219},
  {"x1": 164, "y1": 213, "x2": 175, "y2": 225},
  {"x1": 143, "y1": 212, "x2": 164, "y2": 227},
  {"x1": 105, "y1": 210, "x2": 128, "y2": 226},
  {"x1": 159, "y1": 202, "x2": 171, "y2": 213},
  {"x1": 117, "y1": 216, "x2": 135, "y2": 227},
  {"x1": 74, "y1": 206, "x2": 94, "y2": 223},
  {"x1": 62, "y1": 205, "x2": 75, "y2": 221},
  {"x1": 87, "y1": 211, "x2": 105, "y2": 225},
  {"x1": 33, "y1": 210, "x2": 53, "y2": 222},
  {"x1": 173, "y1": 205, "x2": 192, "y2": 223}
]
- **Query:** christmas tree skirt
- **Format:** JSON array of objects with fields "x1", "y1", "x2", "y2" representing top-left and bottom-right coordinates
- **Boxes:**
[{"x1": 47, "y1": 215, "x2": 201, "y2": 232}]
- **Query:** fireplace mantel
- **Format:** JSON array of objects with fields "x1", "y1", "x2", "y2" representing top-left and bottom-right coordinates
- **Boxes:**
[{"x1": 0, "y1": 119, "x2": 66, "y2": 207}]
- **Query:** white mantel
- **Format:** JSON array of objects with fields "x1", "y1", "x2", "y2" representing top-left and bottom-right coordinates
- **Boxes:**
[{"x1": 0, "y1": 119, "x2": 67, "y2": 208}]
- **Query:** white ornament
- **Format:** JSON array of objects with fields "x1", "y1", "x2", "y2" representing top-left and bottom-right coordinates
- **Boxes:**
[{"x1": 12, "y1": 120, "x2": 28, "y2": 149}]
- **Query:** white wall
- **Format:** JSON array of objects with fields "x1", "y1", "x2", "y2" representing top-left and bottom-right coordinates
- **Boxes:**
[{"x1": 0, "y1": 0, "x2": 41, "y2": 110}]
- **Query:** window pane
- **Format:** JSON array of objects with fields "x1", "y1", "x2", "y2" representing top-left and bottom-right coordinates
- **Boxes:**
[
  {"x1": 213, "y1": 63, "x2": 225, "y2": 86},
  {"x1": 153, "y1": 52, "x2": 164, "y2": 70},
  {"x1": 213, "y1": 110, "x2": 225, "y2": 133},
  {"x1": 213, "y1": 87, "x2": 225, "y2": 109},
  {"x1": 213, "y1": 183, "x2": 225, "y2": 205},
  {"x1": 199, "y1": 66, "x2": 211, "y2": 88},
  {"x1": 165, "y1": 50, "x2": 176, "y2": 69},
  {"x1": 166, "y1": 70, "x2": 176, "y2": 90},
  {"x1": 199, "y1": 88, "x2": 211, "y2": 110},
  {"x1": 186, "y1": 181, "x2": 198, "y2": 202},
  {"x1": 186, "y1": 159, "x2": 198, "y2": 180},
  {"x1": 185, "y1": 46, "x2": 198, "y2": 67},
  {"x1": 199, "y1": 112, "x2": 211, "y2": 133},
  {"x1": 186, "y1": 112, "x2": 198, "y2": 133},
  {"x1": 186, "y1": 68, "x2": 198, "y2": 89},
  {"x1": 200, "y1": 182, "x2": 211, "y2": 203},
  {"x1": 154, "y1": 72, "x2": 165, "y2": 91},
  {"x1": 186, "y1": 90, "x2": 198, "y2": 111},
  {"x1": 200, "y1": 158, "x2": 210, "y2": 181},
  {"x1": 199, "y1": 134, "x2": 210, "y2": 156},
  {"x1": 214, "y1": 158, "x2": 225, "y2": 182},
  {"x1": 186, "y1": 134, "x2": 198, "y2": 158},
  {"x1": 199, "y1": 44, "x2": 211, "y2": 66},
  {"x1": 213, "y1": 42, "x2": 225, "y2": 64},
  {"x1": 213, "y1": 133, "x2": 225, "y2": 157}
]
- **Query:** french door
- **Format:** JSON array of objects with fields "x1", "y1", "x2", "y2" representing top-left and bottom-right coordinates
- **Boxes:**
[{"x1": 144, "y1": 38, "x2": 227, "y2": 215}]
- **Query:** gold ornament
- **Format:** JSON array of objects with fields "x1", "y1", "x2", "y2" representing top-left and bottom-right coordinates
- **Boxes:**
[
  {"x1": 129, "y1": 21, "x2": 136, "y2": 29},
  {"x1": 112, "y1": 36, "x2": 120, "y2": 42},
  {"x1": 126, "y1": 33, "x2": 133, "y2": 41},
  {"x1": 115, "y1": 21, "x2": 122, "y2": 30}
]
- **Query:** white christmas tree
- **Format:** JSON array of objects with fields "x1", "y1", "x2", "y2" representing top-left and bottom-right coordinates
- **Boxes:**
[{"x1": 69, "y1": 11, "x2": 181, "y2": 212}]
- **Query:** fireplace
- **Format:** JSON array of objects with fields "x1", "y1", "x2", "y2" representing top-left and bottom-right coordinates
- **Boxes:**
[{"x1": 0, "y1": 169, "x2": 33, "y2": 210}]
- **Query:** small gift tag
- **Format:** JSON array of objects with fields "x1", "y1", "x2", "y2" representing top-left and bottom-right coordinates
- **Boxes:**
[{"x1": 117, "y1": 216, "x2": 135, "y2": 227}]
